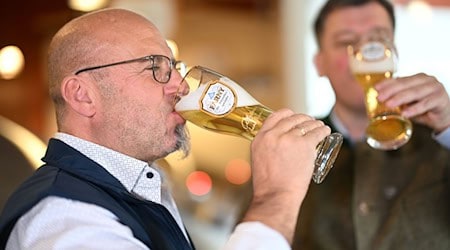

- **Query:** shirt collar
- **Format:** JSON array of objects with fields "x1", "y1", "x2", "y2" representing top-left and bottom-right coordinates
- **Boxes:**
[
  {"x1": 54, "y1": 132, "x2": 162, "y2": 203},
  {"x1": 329, "y1": 110, "x2": 350, "y2": 138}
]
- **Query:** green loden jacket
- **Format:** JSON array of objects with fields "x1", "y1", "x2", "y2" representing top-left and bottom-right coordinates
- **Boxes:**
[{"x1": 293, "y1": 116, "x2": 450, "y2": 250}]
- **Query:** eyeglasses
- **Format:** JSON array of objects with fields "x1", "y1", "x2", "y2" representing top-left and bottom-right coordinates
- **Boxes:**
[{"x1": 75, "y1": 54, "x2": 186, "y2": 84}]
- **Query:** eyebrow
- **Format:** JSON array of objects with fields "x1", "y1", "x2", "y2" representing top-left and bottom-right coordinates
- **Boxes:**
[
  {"x1": 332, "y1": 27, "x2": 392, "y2": 39},
  {"x1": 332, "y1": 30, "x2": 357, "y2": 39}
]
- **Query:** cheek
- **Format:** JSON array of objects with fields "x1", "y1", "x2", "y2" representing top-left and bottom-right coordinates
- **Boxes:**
[
  {"x1": 325, "y1": 52, "x2": 365, "y2": 100},
  {"x1": 321, "y1": 50, "x2": 350, "y2": 76},
  {"x1": 334, "y1": 52, "x2": 350, "y2": 72},
  {"x1": 321, "y1": 53, "x2": 352, "y2": 87}
]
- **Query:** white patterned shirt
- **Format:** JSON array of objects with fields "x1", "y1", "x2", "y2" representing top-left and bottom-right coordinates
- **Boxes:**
[{"x1": 6, "y1": 133, "x2": 290, "y2": 250}]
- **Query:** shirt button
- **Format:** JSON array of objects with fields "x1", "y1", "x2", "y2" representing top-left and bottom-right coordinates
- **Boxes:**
[
  {"x1": 359, "y1": 202, "x2": 370, "y2": 215},
  {"x1": 146, "y1": 172, "x2": 154, "y2": 179}
]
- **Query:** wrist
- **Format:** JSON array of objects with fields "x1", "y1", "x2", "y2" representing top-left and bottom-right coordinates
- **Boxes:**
[{"x1": 242, "y1": 191, "x2": 304, "y2": 244}]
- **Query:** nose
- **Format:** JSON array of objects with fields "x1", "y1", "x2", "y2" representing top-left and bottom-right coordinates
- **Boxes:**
[
  {"x1": 174, "y1": 71, "x2": 190, "y2": 97},
  {"x1": 167, "y1": 70, "x2": 190, "y2": 108},
  {"x1": 164, "y1": 70, "x2": 189, "y2": 95}
]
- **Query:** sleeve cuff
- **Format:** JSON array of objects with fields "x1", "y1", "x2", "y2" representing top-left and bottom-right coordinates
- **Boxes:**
[
  {"x1": 433, "y1": 126, "x2": 450, "y2": 150},
  {"x1": 222, "y1": 221, "x2": 291, "y2": 250}
]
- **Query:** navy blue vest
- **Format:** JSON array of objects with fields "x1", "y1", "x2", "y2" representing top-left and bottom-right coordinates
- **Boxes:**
[{"x1": 0, "y1": 139, "x2": 195, "y2": 250}]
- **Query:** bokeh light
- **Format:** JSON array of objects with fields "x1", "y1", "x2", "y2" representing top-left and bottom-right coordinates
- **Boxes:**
[
  {"x1": 186, "y1": 170, "x2": 213, "y2": 196},
  {"x1": 68, "y1": 0, "x2": 109, "y2": 12},
  {"x1": 407, "y1": 0, "x2": 433, "y2": 23},
  {"x1": 0, "y1": 45, "x2": 25, "y2": 80},
  {"x1": 166, "y1": 39, "x2": 179, "y2": 59},
  {"x1": 224, "y1": 158, "x2": 251, "y2": 185}
]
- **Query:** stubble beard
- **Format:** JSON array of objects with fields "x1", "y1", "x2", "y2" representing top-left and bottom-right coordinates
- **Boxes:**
[{"x1": 174, "y1": 123, "x2": 191, "y2": 158}]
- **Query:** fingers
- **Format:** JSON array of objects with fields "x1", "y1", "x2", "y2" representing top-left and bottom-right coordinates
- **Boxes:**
[
  {"x1": 293, "y1": 119, "x2": 331, "y2": 140},
  {"x1": 300, "y1": 120, "x2": 332, "y2": 142},
  {"x1": 260, "y1": 108, "x2": 311, "y2": 133},
  {"x1": 401, "y1": 89, "x2": 446, "y2": 117},
  {"x1": 375, "y1": 73, "x2": 450, "y2": 131},
  {"x1": 376, "y1": 74, "x2": 435, "y2": 107},
  {"x1": 259, "y1": 108, "x2": 330, "y2": 144}
]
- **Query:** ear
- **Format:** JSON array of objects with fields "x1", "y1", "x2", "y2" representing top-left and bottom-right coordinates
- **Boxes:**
[
  {"x1": 60, "y1": 76, "x2": 96, "y2": 118},
  {"x1": 314, "y1": 52, "x2": 325, "y2": 77}
]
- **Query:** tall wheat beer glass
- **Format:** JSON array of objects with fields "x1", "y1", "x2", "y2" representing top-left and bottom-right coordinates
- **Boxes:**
[
  {"x1": 175, "y1": 66, "x2": 343, "y2": 184},
  {"x1": 348, "y1": 30, "x2": 412, "y2": 150}
]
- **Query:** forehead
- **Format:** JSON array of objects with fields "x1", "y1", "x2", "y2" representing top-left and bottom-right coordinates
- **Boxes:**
[
  {"x1": 91, "y1": 14, "x2": 172, "y2": 59},
  {"x1": 132, "y1": 35, "x2": 172, "y2": 57},
  {"x1": 120, "y1": 31, "x2": 170, "y2": 58},
  {"x1": 322, "y1": 2, "x2": 393, "y2": 38}
]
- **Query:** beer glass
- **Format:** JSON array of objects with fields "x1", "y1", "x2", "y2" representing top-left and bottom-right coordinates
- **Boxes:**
[
  {"x1": 175, "y1": 66, "x2": 343, "y2": 184},
  {"x1": 348, "y1": 30, "x2": 412, "y2": 150}
]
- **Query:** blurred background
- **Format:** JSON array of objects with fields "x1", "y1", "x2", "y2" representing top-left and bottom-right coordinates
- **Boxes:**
[{"x1": 1, "y1": 0, "x2": 449, "y2": 249}]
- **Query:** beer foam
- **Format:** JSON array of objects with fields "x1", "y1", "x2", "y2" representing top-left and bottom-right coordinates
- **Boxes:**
[
  {"x1": 175, "y1": 76, "x2": 260, "y2": 112},
  {"x1": 349, "y1": 57, "x2": 396, "y2": 73}
]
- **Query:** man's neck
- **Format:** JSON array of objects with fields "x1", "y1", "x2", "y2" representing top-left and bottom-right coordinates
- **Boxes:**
[{"x1": 333, "y1": 104, "x2": 368, "y2": 142}]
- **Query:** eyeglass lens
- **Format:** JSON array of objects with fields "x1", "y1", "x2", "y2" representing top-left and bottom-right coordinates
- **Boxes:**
[{"x1": 151, "y1": 56, "x2": 171, "y2": 83}]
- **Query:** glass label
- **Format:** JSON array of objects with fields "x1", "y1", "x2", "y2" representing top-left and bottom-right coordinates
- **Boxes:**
[
  {"x1": 200, "y1": 80, "x2": 237, "y2": 117},
  {"x1": 361, "y1": 41, "x2": 386, "y2": 61}
]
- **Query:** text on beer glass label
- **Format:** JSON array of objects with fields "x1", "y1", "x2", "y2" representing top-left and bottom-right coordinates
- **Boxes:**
[
  {"x1": 200, "y1": 80, "x2": 237, "y2": 117},
  {"x1": 361, "y1": 41, "x2": 386, "y2": 61}
]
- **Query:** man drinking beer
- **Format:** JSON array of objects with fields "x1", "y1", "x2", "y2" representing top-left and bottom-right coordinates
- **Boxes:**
[{"x1": 293, "y1": 0, "x2": 450, "y2": 249}]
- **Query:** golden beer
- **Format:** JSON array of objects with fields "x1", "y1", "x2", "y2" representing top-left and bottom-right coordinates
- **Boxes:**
[
  {"x1": 178, "y1": 104, "x2": 272, "y2": 141},
  {"x1": 353, "y1": 71, "x2": 412, "y2": 150},
  {"x1": 175, "y1": 66, "x2": 343, "y2": 184}
]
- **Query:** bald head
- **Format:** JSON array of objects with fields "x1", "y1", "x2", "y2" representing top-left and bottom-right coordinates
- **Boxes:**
[{"x1": 48, "y1": 9, "x2": 165, "y2": 123}]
